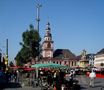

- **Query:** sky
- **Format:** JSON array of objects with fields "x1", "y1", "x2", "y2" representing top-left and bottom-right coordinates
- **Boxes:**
[{"x1": 0, "y1": 0, "x2": 104, "y2": 61}]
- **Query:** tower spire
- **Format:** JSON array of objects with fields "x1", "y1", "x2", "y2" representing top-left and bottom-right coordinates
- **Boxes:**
[{"x1": 42, "y1": 22, "x2": 54, "y2": 58}]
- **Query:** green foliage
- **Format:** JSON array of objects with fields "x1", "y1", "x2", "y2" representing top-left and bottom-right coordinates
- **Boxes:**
[
  {"x1": 22, "y1": 24, "x2": 41, "y2": 46},
  {"x1": 15, "y1": 50, "x2": 24, "y2": 66},
  {"x1": 15, "y1": 24, "x2": 41, "y2": 66},
  {"x1": 9, "y1": 61, "x2": 14, "y2": 67}
]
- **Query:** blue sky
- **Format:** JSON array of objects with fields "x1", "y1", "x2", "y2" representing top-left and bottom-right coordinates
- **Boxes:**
[{"x1": 0, "y1": 0, "x2": 104, "y2": 61}]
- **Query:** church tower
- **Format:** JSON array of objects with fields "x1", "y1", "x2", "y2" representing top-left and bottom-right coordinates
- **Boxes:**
[{"x1": 42, "y1": 22, "x2": 54, "y2": 58}]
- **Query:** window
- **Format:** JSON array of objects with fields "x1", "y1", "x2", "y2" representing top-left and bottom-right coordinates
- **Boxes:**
[
  {"x1": 53, "y1": 61, "x2": 55, "y2": 63},
  {"x1": 69, "y1": 62, "x2": 70, "y2": 66},
  {"x1": 72, "y1": 61, "x2": 73, "y2": 66},
  {"x1": 64, "y1": 61, "x2": 67, "y2": 65}
]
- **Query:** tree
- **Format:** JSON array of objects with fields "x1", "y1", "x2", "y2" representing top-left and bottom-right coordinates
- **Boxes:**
[
  {"x1": 9, "y1": 61, "x2": 14, "y2": 67},
  {"x1": 15, "y1": 24, "x2": 41, "y2": 66}
]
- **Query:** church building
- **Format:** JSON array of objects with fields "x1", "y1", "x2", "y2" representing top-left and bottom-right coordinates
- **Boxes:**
[{"x1": 40, "y1": 22, "x2": 78, "y2": 67}]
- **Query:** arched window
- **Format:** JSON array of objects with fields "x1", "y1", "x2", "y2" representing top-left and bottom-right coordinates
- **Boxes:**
[
  {"x1": 60, "y1": 61, "x2": 61, "y2": 65},
  {"x1": 64, "y1": 61, "x2": 67, "y2": 65},
  {"x1": 72, "y1": 61, "x2": 73, "y2": 66},
  {"x1": 69, "y1": 62, "x2": 70, "y2": 66}
]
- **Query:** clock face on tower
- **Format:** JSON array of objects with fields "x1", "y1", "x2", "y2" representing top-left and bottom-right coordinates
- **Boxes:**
[{"x1": 47, "y1": 43, "x2": 51, "y2": 48}]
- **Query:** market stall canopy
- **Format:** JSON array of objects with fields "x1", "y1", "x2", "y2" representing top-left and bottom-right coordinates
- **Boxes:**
[
  {"x1": 10, "y1": 66, "x2": 23, "y2": 69},
  {"x1": 31, "y1": 63, "x2": 70, "y2": 69},
  {"x1": 23, "y1": 67, "x2": 35, "y2": 71}
]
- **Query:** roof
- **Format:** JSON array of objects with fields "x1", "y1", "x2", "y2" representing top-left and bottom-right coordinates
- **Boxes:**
[
  {"x1": 86, "y1": 53, "x2": 95, "y2": 59},
  {"x1": 96, "y1": 48, "x2": 104, "y2": 55},
  {"x1": 76, "y1": 55, "x2": 82, "y2": 60},
  {"x1": 53, "y1": 49, "x2": 76, "y2": 60}
]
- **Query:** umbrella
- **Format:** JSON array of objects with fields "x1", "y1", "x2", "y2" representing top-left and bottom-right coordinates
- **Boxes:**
[
  {"x1": 31, "y1": 63, "x2": 70, "y2": 78},
  {"x1": 31, "y1": 63, "x2": 69, "y2": 69},
  {"x1": 31, "y1": 63, "x2": 48, "y2": 68},
  {"x1": 45, "y1": 63, "x2": 65, "y2": 68}
]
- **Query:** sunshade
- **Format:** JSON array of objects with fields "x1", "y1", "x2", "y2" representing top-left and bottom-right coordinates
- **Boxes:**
[
  {"x1": 10, "y1": 66, "x2": 23, "y2": 69},
  {"x1": 23, "y1": 68, "x2": 35, "y2": 71},
  {"x1": 31, "y1": 63, "x2": 70, "y2": 78},
  {"x1": 31, "y1": 62, "x2": 69, "y2": 69}
]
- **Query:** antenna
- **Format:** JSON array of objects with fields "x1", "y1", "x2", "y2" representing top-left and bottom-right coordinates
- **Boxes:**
[{"x1": 35, "y1": 0, "x2": 42, "y2": 33}]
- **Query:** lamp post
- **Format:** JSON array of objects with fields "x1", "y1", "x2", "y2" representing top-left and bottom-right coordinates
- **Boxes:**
[
  {"x1": 35, "y1": 0, "x2": 42, "y2": 33},
  {"x1": 35, "y1": 0, "x2": 42, "y2": 62},
  {"x1": 0, "y1": 47, "x2": 6, "y2": 71},
  {"x1": 5, "y1": 39, "x2": 8, "y2": 71},
  {"x1": 0, "y1": 50, "x2": 2, "y2": 70},
  {"x1": 0, "y1": 39, "x2": 8, "y2": 72}
]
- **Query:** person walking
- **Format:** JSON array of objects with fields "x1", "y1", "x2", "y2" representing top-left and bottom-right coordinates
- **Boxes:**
[{"x1": 89, "y1": 70, "x2": 96, "y2": 87}]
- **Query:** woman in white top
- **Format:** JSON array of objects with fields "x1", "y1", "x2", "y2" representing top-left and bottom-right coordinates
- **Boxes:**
[{"x1": 89, "y1": 70, "x2": 96, "y2": 87}]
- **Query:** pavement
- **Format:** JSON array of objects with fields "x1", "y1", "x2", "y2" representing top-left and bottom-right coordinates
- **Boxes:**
[
  {"x1": 2, "y1": 75, "x2": 104, "y2": 90},
  {"x1": 75, "y1": 75, "x2": 104, "y2": 90},
  {"x1": 1, "y1": 83, "x2": 41, "y2": 90},
  {"x1": 4, "y1": 86, "x2": 41, "y2": 90}
]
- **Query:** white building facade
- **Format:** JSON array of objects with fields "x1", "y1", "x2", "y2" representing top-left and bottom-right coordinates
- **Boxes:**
[{"x1": 94, "y1": 54, "x2": 104, "y2": 68}]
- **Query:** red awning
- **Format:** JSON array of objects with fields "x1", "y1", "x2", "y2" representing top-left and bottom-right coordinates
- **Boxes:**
[
  {"x1": 23, "y1": 68, "x2": 35, "y2": 71},
  {"x1": 10, "y1": 66, "x2": 23, "y2": 69}
]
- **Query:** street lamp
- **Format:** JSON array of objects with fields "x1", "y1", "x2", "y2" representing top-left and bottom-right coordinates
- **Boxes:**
[{"x1": 0, "y1": 39, "x2": 8, "y2": 71}]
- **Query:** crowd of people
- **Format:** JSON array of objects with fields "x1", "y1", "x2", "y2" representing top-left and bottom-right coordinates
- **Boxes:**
[
  {"x1": 1, "y1": 67, "x2": 104, "y2": 89},
  {"x1": 36, "y1": 69, "x2": 79, "y2": 90}
]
